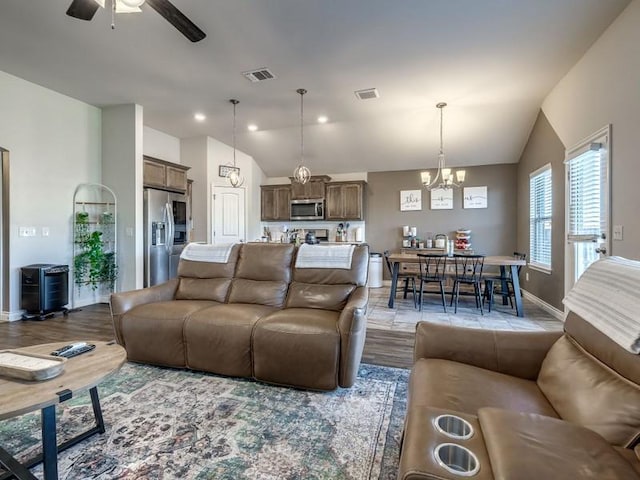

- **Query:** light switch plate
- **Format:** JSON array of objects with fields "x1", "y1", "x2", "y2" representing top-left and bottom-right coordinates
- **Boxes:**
[
  {"x1": 19, "y1": 226, "x2": 37, "y2": 237},
  {"x1": 613, "y1": 225, "x2": 623, "y2": 241}
]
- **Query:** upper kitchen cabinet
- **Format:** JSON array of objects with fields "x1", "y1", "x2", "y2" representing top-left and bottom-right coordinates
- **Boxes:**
[
  {"x1": 143, "y1": 155, "x2": 190, "y2": 193},
  {"x1": 326, "y1": 181, "x2": 366, "y2": 220},
  {"x1": 261, "y1": 185, "x2": 291, "y2": 221},
  {"x1": 290, "y1": 175, "x2": 331, "y2": 200}
]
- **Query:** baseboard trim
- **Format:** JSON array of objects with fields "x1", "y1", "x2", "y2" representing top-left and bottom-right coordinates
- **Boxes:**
[
  {"x1": 1, "y1": 310, "x2": 27, "y2": 322},
  {"x1": 521, "y1": 289, "x2": 565, "y2": 321}
]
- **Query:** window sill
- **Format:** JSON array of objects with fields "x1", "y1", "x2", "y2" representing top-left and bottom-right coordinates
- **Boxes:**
[{"x1": 529, "y1": 263, "x2": 552, "y2": 275}]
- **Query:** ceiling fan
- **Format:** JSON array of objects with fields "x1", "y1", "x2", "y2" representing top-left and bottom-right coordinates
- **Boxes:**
[{"x1": 66, "y1": 0, "x2": 206, "y2": 43}]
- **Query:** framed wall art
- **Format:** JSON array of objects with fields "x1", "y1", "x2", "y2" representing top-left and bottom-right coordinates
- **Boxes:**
[
  {"x1": 463, "y1": 186, "x2": 488, "y2": 209},
  {"x1": 400, "y1": 190, "x2": 422, "y2": 211},
  {"x1": 430, "y1": 188, "x2": 453, "y2": 210}
]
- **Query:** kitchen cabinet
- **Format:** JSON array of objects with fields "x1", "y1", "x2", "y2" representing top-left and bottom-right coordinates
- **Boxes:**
[
  {"x1": 326, "y1": 181, "x2": 365, "y2": 220},
  {"x1": 143, "y1": 155, "x2": 190, "y2": 193},
  {"x1": 290, "y1": 175, "x2": 331, "y2": 200},
  {"x1": 261, "y1": 185, "x2": 291, "y2": 221}
]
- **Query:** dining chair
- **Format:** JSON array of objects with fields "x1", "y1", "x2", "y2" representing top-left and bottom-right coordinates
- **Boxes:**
[
  {"x1": 416, "y1": 254, "x2": 448, "y2": 312},
  {"x1": 383, "y1": 250, "x2": 418, "y2": 307},
  {"x1": 450, "y1": 254, "x2": 485, "y2": 315},
  {"x1": 483, "y1": 252, "x2": 526, "y2": 312}
]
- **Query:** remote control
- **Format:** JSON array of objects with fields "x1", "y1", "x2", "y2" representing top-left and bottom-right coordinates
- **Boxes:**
[{"x1": 51, "y1": 342, "x2": 96, "y2": 358}]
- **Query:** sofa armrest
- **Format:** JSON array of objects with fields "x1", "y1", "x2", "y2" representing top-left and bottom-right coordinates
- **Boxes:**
[
  {"x1": 109, "y1": 279, "x2": 179, "y2": 346},
  {"x1": 414, "y1": 321, "x2": 563, "y2": 380},
  {"x1": 337, "y1": 286, "x2": 369, "y2": 387}
]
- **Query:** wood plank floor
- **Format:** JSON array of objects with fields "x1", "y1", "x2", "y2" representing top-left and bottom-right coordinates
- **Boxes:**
[{"x1": 0, "y1": 303, "x2": 416, "y2": 369}]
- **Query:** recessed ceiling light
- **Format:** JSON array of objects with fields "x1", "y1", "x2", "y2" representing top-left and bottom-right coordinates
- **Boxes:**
[
  {"x1": 194, "y1": 112, "x2": 206, "y2": 122},
  {"x1": 248, "y1": 124, "x2": 258, "y2": 132},
  {"x1": 317, "y1": 116, "x2": 328, "y2": 124}
]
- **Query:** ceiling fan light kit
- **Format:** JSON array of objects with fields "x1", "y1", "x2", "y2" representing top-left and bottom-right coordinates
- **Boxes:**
[
  {"x1": 421, "y1": 102, "x2": 466, "y2": 190},
  {"x1": 66, "y1": 0, "x2": 206, "y2": 42}
]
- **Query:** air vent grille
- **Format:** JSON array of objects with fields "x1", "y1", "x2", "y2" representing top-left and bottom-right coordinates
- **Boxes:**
[
  {"x1": 355, "y1": 88, "x2": 379, "y2": 100},
  {"x1": 242, "y1": 68, "x2": 276, "y2": 83}
]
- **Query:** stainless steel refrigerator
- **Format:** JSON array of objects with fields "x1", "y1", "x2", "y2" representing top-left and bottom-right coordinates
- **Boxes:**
[{"x1": 144, "y1": 188, "x2": 188, "y2": 287}]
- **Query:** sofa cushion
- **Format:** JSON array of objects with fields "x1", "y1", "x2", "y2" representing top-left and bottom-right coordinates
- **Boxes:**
[
  {"x1": 177, "y1": 243, "x2": 240, "y2": 278},
  {"x1": 228, "y1": 278, "x2": 289, "y2": 308},
  {"x1": 537, "y1": 334, "x2": 640, "y2": 447},
  {"x1": 409, "y1": 358, "x2": 558, "y2": 418},
  {"x1": 184, "y1": 304, "x2": 277, "y2": 377},
  {"x1": 252, "y1": 308, "x2": 341, "y2": 390},
  {"x1": 121, "y1": 300, "x2": 217, "y2": 367},
  {"x1": 285, "y1": 282, "x2": 355, "y2": 311},
  {"x1": 479, "y1": 407, "x2": 640, "y2": 480},
  {"x1": 292, "y1": 244, "x2": 369, "y2": 286},
  {"x1": 175, "y1": 278, "x2": 231, "y2": 302},
  {"x1": 234, "y1": 243, "x2": 295, "y2": 282}
]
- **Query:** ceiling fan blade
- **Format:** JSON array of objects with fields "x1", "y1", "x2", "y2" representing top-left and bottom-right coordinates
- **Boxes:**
[
  {"x1": 66, "y1": 0, "x2": 100, "y2": 21},
  {"x1": 145, "y1": 0, "x2": 206, "y2": 43}
]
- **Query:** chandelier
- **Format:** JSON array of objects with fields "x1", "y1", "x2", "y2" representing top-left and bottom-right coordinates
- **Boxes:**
[
  {"x1": 292, "y1": 88, "x2": 311, "y2": 184},
  {"x1": 226, "y1": 99, "x2": 244, "y2": 188},
  {"x1": 421, "y1": 102, "x2": 465, "y2": 190}
]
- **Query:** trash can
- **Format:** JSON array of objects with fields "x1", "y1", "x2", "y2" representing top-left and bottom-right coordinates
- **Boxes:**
[{"x1": 368, "y1": 253, "x2": 383, "y2": 288}]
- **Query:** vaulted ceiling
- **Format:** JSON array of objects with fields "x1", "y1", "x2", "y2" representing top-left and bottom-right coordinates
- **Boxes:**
[{"x1": 0, "y1": 0, "x2": 631, "y2": 176}]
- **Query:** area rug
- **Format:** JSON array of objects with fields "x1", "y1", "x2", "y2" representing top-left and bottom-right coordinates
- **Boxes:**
[{"x1": 0, "y1": 363, "x2": 408, "y2": 479}]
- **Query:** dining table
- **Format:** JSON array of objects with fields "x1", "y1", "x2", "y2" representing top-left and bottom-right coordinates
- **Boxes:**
[{"x1": 386, "y1": 253, "x2": 527, "y2": 316}]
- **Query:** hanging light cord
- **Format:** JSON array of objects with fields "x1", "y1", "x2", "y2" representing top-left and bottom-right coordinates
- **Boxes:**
[
  {"x1": 232, "y1": 100, "x2": 237, "y2": 167},
  {"x1": 299, "y1": 89, "x2": 305, "y2": 165},
  {"x1": 439, "y1": 103, "x2": 444, "y2": 158}
]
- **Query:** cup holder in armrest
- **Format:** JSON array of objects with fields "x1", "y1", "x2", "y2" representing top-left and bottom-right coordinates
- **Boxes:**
[
  {"x1": 434, "y1": 443, "x2": 480, "y2": 477},
  {"x1": 434, "y1": 414, "x2": 474, "y2": 440}
]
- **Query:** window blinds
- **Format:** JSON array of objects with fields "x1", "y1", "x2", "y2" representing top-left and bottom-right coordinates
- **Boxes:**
[
  {"x1": 530, "y1": 165, "x2": 552, "y2": 269},
  {"x1": 567, "y1": 147, "x2": 605, "y2": 241}
]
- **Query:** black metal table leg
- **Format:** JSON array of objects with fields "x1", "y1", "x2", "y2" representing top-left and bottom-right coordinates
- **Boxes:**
[
  {"x1": 388, "y1": 261, "x2": 400, "y2": 308},
  {"x1": 0, "y1": 446, "x2": 38, "y2": 480},
  {"x1": 41, "y1": 406, "x2": 58, "y2": 480},
  {"x1": 500, "y1": 266, "x2": 509, "y2": 305},
  {"x1": 0, "y1": 387, "x2": 107, "y2": 480},
  {"x1": 510, "y1": 265, "x2": 524, "y2": 317}
]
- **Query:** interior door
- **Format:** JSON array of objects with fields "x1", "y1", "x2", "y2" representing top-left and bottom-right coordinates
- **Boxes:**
[
  {"x1": 212, "y1": 186, "x2": 246, "y2": 244},
  {"x1": 565, "y1": 126, "x2": 610, "y2": 295}
]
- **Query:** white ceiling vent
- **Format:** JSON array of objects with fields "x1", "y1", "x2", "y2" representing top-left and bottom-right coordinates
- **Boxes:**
[
  {"x1": 354, "y1": 88, "x2": 379, "y2": 100},
  {"x1": 242, "y1": 68, "x2": 276, "y2": 83}
]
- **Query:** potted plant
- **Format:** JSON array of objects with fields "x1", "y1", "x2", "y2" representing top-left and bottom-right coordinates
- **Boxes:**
[{"x1": 74, "y1": 229, "x2": 117, "y2": 291}]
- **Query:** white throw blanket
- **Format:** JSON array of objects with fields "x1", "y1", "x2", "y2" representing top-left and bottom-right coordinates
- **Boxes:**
[
  {"x1": 295, "y1": 244, "x2": 355, "y2": 269},
  {"x1": 563, "y1": 256, "x2": 640, "y2": 354},
  {"x1": 180, "y1": 243, "x2": 234, "y2": 263}
]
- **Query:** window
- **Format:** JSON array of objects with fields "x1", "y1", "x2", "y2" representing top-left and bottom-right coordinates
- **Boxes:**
[{"x1": 529, "y1": 164, "x2": 552, "y2": 272}]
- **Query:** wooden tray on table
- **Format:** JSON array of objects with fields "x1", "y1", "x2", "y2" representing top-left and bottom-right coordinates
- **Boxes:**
[{"x1": 0, "y1": 350, "x2": 66, "y2": 381}]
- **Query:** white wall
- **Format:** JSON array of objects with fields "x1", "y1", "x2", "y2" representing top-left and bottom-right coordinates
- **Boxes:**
[
  {"x1": 542, "y1": 0, "x2": 640, "y2": 259},
  {"x1": 0, "y1": 70, "x2": 102, "y2": 319},
  {"x1": 143, "y1": 126, "x2": 181, "y2": 164}
]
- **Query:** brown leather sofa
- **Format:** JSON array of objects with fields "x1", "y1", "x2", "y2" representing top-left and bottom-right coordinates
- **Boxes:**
[
  {"x1": 398, "y1": 312, "x2": 640, "y2": 479},
  {"x1": 110, "y1": 243, "x2": 369, "y2": 391}
]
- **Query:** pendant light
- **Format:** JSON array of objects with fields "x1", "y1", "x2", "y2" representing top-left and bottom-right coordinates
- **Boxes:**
[
  {"x1": 421, "y1": 102, "x2": 465, "y2": 190},
  {"x1": 226, "y1": 99, "x2": 244, "y2": 188},
  {"x1": 292, "y1": 88, "x2": 311, "y2": 184}
]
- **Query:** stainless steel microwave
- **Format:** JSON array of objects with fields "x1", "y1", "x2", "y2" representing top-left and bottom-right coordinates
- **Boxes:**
[{"x1": 290, "y1": 198, "x2": 324, "y2": 220}]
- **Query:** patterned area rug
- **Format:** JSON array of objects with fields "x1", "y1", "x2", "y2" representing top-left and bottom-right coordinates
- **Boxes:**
[{"x1": 0, "y1": 363, "x2": 408, "y2": 479}]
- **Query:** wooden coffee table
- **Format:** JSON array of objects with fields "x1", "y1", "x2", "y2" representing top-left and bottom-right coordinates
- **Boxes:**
[{"x1": 0, "y1": 341, "x2": 126, "y2": 480}]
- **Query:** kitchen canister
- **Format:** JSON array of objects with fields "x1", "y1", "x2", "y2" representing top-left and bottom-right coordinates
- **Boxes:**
[{"x1": 402, "y1": 225, "x2": 410, "y2": 236}]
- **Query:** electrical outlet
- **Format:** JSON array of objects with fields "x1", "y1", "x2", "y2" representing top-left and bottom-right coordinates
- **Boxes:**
[
  {"x1": 126, "y1": 227, "x2": 134, "y2": 237},
  {"x1": 19, "y1": 227, "x2": 37, "y2": 237},
  {"x1": 613, "y1": 225, "x2": 623, "y2": 241},
  {"x1": 42, "y1": 227, "x2": 50, "y2": 237}
]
